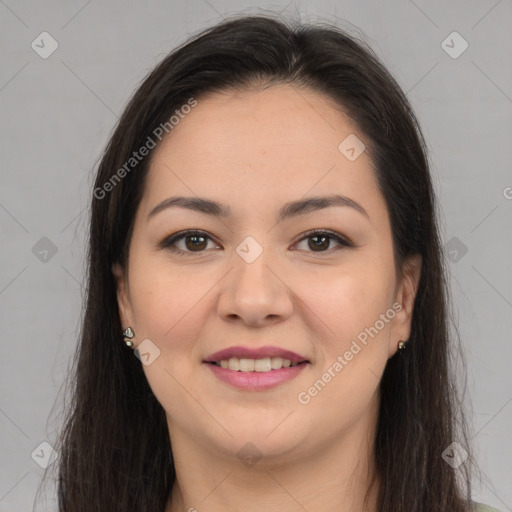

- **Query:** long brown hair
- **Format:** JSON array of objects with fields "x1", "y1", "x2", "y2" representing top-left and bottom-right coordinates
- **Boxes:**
[{"x1": 44, "y1": 13, "x2": 476, "y2": 511}]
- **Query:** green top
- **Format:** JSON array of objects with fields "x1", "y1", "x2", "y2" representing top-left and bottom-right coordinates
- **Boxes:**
[{"x1": 474, "y1": 503, "x2": 502, "y2": 512}]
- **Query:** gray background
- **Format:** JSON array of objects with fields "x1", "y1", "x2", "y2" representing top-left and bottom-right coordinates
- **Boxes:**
[{"x1": 0, "y1": 0, "x2": 511, "y2": 510}]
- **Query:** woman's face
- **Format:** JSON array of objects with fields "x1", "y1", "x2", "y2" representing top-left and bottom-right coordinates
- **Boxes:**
[{"x1": 114, "y1": 84, "x2": 421, "y2": 464}]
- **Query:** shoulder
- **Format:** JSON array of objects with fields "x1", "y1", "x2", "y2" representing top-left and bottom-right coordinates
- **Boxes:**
[{"x1": 473, "y1": 502, "x2": 503, "y2": 512}]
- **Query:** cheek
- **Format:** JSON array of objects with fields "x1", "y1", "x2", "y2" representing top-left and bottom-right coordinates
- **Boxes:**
[
  {"x1": 297, "y1": 260, "x2": 394, "y2": 347},
  {"x1": 293, "y1": 266, "x2": 394, "y2": 421},
  {"x1": 128, "y1": 256, "x2": 210, "y2": 354},
  {"x1": 128, "y1": 259, "x2": 215, "y2": 420}
]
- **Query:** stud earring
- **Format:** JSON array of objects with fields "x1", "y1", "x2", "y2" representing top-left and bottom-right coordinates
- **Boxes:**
[
  {"x1": 123, "y1": 327, "x2": 135, "y2": 348},
  {"x1": 397, "y1": 339, "x2": 407, "y2": 351}
]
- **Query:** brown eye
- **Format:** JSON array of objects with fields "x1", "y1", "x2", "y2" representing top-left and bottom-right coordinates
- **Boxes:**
[
  {"x1": 294, "y1": 230, "x2": 352, "y2": 253},
  {"x1": 308, "y1": 234, "x2": 330, "y2": 251},
  {"x1": 184, "y1": 234, "x2": 208, "y2": 251},
  {"x1": 160, "y1": 230, "x2": 217, "y2": 255}
]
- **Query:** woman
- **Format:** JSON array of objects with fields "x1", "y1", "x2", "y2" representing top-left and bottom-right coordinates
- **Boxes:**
[{"x1": 53, "y1": 13, "x2": 500, "y2": 512}]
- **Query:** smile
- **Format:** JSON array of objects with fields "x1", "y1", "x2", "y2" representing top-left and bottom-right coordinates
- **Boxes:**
[
  {"x1": 203, "y1": 345, "x2": 311, "y2": 390},
  {"x1": 204, "y1": 361, "x2": 310, "y2": 391},
  {"x1": 210, "y1": 357, "x2": 303, "y2": 372}
]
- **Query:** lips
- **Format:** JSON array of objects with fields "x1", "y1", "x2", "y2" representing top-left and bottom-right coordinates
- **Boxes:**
[{"x1": 203, "y1": 345, "x2": 309, "y2": 364}]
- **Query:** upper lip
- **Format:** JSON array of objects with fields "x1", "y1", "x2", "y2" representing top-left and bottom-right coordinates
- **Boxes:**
[{"x1": 204, "y1": 345, "x2": 309, "y2": 364}]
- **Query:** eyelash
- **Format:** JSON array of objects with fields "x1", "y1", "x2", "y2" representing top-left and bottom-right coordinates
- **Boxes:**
[{"x1": 159, "y1": 229, "x2": 353, "y2": 256}]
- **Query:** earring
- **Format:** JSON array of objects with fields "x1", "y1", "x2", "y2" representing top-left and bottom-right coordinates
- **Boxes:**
[
  {"x1": 123, "y1": 327, "x2": 135, "y2": 348},
  {"x1": 397, "y1": 339, "x2": 407, "y2": 351}
]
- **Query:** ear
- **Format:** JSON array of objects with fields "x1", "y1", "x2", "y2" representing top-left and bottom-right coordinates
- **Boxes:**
[
  {"x1": 388, "y1": 253, "x2": 422, "y2": 358},
  {"x1": 112, "y1": 262, "x2": 133, "y2": 329}
]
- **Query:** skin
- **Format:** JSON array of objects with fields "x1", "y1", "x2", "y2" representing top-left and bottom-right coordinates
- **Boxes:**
[{"x1": 113, "y1": 83, "x2": 422, "y2": 512}]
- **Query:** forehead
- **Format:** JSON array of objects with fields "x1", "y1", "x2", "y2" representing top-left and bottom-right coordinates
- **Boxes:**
[
  {"x1": 152, "y1": 84, "x2": 365, "y2": 163},
  {"x1": 142, "y1": 84, "x2": 385, "y2": 222}
]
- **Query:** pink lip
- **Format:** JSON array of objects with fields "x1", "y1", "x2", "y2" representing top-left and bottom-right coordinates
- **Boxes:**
[
  {"x1": 204, "y1": 345, "x2": 308, "y2": 364},
  {"x1": 205, "y1": 362, "x2": 309, "y2": 391}
]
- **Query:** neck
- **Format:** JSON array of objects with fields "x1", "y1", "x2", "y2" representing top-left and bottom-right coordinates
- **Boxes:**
[{"x1": 165, "y1": 396, "x2": 381, "y2": 512}]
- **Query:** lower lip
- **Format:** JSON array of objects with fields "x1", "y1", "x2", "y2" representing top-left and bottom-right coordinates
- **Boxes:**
[{"x1": 204, "y1": 362, "x2": 309, "y2": 390}]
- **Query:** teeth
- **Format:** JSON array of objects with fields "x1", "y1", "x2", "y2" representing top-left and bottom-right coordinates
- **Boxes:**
[
  {"x1": 228, "y1": 358, "x2": 240, "y2": 371},
  {"x1": 255, "y1": 358, "x2": 271, "y2": 372},
  {"x1": 240, "y1": 359, "x2": 255, "y2": 372},
  {"x1": 215, "y1": 357, "x2": 298, "y2": 372}
]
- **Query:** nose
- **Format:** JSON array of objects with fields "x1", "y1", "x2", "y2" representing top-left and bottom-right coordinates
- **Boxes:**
[{"x1": 217, "y1": 247, "x2": 294, "y2": 327}]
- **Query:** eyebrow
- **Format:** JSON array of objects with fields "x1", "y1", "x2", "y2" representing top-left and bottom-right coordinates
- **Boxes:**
[{"x1": 147, "y1": 194, "x2": 369, "y2": 222}]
